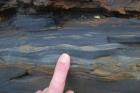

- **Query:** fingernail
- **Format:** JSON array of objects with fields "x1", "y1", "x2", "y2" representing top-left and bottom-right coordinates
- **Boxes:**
[
  {"x1": 66, "y1": 90, "x2": 74, "y2": 93},
  {"x1": 59, "y1": 53, "x2": 70, "y2": 63},
  {"x1": 72, "y1": 91, "x2": 74, "y2": 93},
  {"x1": 70, "y1": 91, "x2": 74, "y2": 93}
]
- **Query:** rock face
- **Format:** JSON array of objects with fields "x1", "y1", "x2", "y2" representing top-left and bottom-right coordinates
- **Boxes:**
[
  {"x1": 0, "y1": 0, "x2": 140, "y2": 16},
  {"x1": 0, "y1": 13, "x2": 140, "y2": 93},
  {"x1": 0, "y1": 1, "x2": 140, "y2": 93}
]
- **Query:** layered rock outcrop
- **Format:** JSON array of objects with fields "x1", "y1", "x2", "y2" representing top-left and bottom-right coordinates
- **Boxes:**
[
  {"x1": 0, "y1": 15, "x2": 140, "y2": 93},
  {"x1": 0, "y1": 0, "x2": 140, "y2": 93}
]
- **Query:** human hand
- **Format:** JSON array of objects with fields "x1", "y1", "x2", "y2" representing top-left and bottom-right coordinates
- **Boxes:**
[{"x1": 36, "y1": 53, "x2": 74, "y2": 93}]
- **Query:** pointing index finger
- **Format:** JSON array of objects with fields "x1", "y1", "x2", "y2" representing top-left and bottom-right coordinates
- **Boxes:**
[{"x1": 48, "y1": 53, "x2": 70, "y2": 93}]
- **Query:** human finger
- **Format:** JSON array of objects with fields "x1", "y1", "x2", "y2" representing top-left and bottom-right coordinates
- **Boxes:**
[{"x1": 48, "y1": 53, "x2": 70, "y2": 93}]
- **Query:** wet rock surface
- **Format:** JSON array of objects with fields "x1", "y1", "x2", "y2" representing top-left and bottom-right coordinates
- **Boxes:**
[{"x1": 0, "y1": 13, "x2": 140, "y2": 93}]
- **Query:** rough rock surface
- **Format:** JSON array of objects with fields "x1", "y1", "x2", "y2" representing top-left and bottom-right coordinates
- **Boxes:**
[
  {"x1": 0, "y1": 0, "x2": 140, "y2": 16},
  {"x1": 0, "y1": 13, "x2": 140, "y2": 93}
]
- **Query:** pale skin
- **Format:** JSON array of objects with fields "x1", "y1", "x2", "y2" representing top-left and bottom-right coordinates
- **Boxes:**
[{"x1": 36, "y1": 53, "x2": 74, "y2": 93}]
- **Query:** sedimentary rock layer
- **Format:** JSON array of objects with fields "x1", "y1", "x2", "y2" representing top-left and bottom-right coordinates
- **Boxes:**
[{"x1": 0, "y1": 15, "x2": 140, "y2": 93}]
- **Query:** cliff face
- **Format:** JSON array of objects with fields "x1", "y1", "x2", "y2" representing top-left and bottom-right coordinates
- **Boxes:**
[
  {"x1": 0, "y1": 0, "x2": 140, "y2": 16},
  {"x1": 0, "y1": 0, "x2": 140, "y2": 93},
  {"x1": 0, "y1": 16, "x2": 140, "y2": 93}
]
